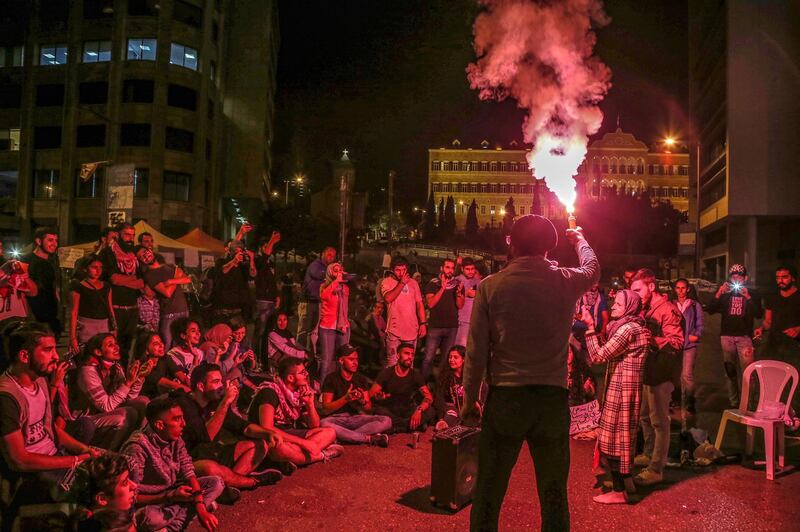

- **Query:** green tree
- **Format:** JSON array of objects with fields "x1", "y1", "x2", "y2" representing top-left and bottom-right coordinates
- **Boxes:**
[
  {"x1": 437, "y1": 197, "x2": 445, "y2": 230},
  {"x1": 502, "y1": 197, "x2": 516, "y2": 235},
  {"x1": 424, "y1": 191, "x2": 437, "y2": 240},
  {"x1": 465, "y1": 199, "x2": 479, "y2": 241},
  {"x1": 444, "y1": 195, "x2": 456, "y2": 238}
]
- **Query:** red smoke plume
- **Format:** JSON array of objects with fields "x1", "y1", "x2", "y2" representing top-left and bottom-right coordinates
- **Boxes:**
[{"x1": 467, "y1": 0, "x2": 612, "y2": 210}]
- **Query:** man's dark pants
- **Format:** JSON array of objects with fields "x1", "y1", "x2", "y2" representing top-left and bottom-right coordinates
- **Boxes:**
[{"x1": 471, "y1": 385, "x2": 570, "y2": 532}]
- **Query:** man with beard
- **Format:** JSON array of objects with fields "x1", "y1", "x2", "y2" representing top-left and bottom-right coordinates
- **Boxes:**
[
  {"x1": 0, "y1": 321, "x2": 101, "y2": 503},
  {"x1": 171, "y1": 363, "x2": 283, "y2": 499},
  {"x1": 99, "y1": 223, "x2": 144, "y2": 362},
  {"x1": 370, "y1": 342, "x2": 434, "y2": 433},
  {"x1": 135, "y1": 246, "x2": 191, "y2": 349},
  {"x1": 454, "y1": 257, "x2": 482, "y2": 348},
  {"x1": 22, "y1": 227, "x2": 63, "y2": 339},
  {"x1": 757, "y1": 265, "x2": 800, "y2": 395},
  {"x1": 121, "y1": 397, "x2": 223, "y2": 532},
  {"x1": 423, "y1": 258, "x2": 465, "y2": 379},
  {"x1": 137, "y1": 232, "x2": 166, "y2": 267}
]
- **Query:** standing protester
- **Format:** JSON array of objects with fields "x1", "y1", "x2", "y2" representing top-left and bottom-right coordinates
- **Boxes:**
[
  {"x1": 423, "y1": 258, "x2": 464, "y2": 380},
  {"x1": 580, "y1": 290, "x2": 651, "y2": 504},
  {"x1": 210, "y1": 240, "x2": 255, "y2": 323},
  {"x1": 673, "y1": 278, "x2": 705, "y2": 426},
  {"x1": 455, "y1": 257, "x2": 481, "y2": 348},
  {"x1": 297, "y1": 247, "x2": 337, "y2": 353},
  {"x1": 135, "y1": 246, "x2": 191, "y2": 349},
  {"x1": 69, "y1": 255, "x2": 114, "y2": 352},
  {"x1": 319, "y1": 344, "x2": 391, "y2": 446},
  {"x1": 381, "y1": 257, "x2": 427, "y2": 368},
  {"x1": 708, "y1": 264, "x2": 762, "y2": 408},
  {"x1": 22, "y1": 227, "x2": 62, "y2": 339},
  {"x1": 577, "y1": 283, "x2": 609, "y2": 338},
  {"x1": 0, "y1": 255, "x2": 37, "y2": 322},
  {"x1": 462, "y1": 215, "x2": 599, "y2": 532},
  {"x1": 630, "y1": 269, "x2": 684, "y2": 487},
  {"x1": 318, "y1": 262, "x2": 351, "y2": 381},
  {"x1": 254, "y1": 231, "x2": 281, "y2": 366},
  {"x1": 99, "y1": 223, "x2": 143, "y2": 362}
]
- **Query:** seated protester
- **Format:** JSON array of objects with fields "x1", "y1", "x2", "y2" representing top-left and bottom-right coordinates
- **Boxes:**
[
  {"x1": 319, "y1": 344, "x2": 391, "y2": 447},
  {"x1": 0, "y1": 321, "x2": 101, "y2": 504},
  {"x1": 136, "y1": 283, "x2": 160, "y2": 334},
  {"x1": 228, "y1": 316, "x2": 258, "y2": 377},
  {"x1": 248, "y1": 358, "x2": 342, "y2": 466},
  {"x1": 69, "y1": 255, "x2": 114, "y2": 353},
  {"x1": 267, "y1": 312, "x2": 309, "y2": 367},
  {"x1": 200, "y1": 323, "x2": 236, "y2": 379},
  {"x1": 433, "y1": 345, "x2": 486, "y2": 431},
  {"x1": 165, "y1": 317, "x2": 204, "y2": 389},
  {"x1": 134, "y1": 331, "x2": 189, "y2": 397},
  {"x1": 66, "y1": 333, "x2": 152, "y2": 449},
  {"x1": 121, "y1": 397, "x2": 223, "y2": 532},
  {"x1": 78, "y1": 452, "x2": 140, "y2": 532},
  {"x1": 136, "y1": 245, "x2": 192, "y2": 350},
  {"x1": 172, "y1": 363, "x2": 283, "y2": 494},
  {"x1": 369, "y1": 342, "x2": 434, "y2": 433}
]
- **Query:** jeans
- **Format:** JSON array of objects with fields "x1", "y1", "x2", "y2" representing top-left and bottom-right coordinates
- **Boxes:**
[
  {"x1": 160, "y1": 310, "x2": 189, "y2": 351},
  {"x1": 471, "y1": 385, "x2": 570, "y2": 532},
  {"x1": 296, "y1": 301, "x2": 320, "y2": 354},
  {"x1": 422, "y1": 327, "x2": 458, "y2": 380},
  {"x1": 384, "y1": 333, "x2": 417, "y2": 368},
  {"x1": 639, "y1": 381, "x2": 674, "y2": 474},
  {"x1": 681, "y1": 346, "x2": 697, "y2": 428},
  {"x1": 455, "y1": 321, "x2": 471, "y2": 349},
  {"x1": 138, "y1": 475, "x2": 224, "y2": 532},
  {"x1": 114, "y1": 307, "x2": 139, "y2": 365},
  {"x1": 320, "y1": 413, "x2": 393, "y2": 443},
  {"x1": 66, "y1": 406, "x2": 142, "y2": 451},
  {"x1": 254, "y1": 299, "x2": 278, "y2": 364},
  {"x1": 720, "y1": 335, "x2": 754, "y2": 407},
  {"x1": 318, "y1": 328, "x2": 350, "y2": 381}
]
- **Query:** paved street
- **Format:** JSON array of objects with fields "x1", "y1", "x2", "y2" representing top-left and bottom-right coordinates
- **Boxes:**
[{"x1": 192, "y1": 313, "x2": 800, "y2": 531}]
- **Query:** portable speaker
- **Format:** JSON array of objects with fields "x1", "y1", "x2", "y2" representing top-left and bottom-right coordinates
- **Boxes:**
[{"x1": 430, "y1": 425, "x2": 481, "y2": 512}]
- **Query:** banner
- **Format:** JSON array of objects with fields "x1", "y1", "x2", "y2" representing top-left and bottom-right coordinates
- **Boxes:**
[
  {"x1": 569, "y1": 400, "x2": 601, "y2": 435},
  {"x1": 106, "y1": 164, "x2": 135, "y2": 227}
]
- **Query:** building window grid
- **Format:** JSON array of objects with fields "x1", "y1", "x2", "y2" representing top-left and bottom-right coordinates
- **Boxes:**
[
  {"x1": 82, "y1": 40, "x2": 112, "y2": 63},
  {"x1": 127, "y1": 39, "x2": 157, "y2": 61},
  {"x1": 163, "y1": 171, "x2": 191, "y2": 202},
  {"x1": 33, "y1": 169, "x2": 59, "y2": 199},
  {"x1": 75, "y1": 168, "x2": 103, "y2": 198},
  {"x1": 170, "y1": 43, "x2": 199, "y2": 71},
  {"x1": 0, "y1": 46, "x2": 24, "y2": 67},
  {"x1": 133, "y1": 168, "x2": 149, "y2": 198},
  {"x1": 39, "y1": 44, "x2": 68, "y2": 65},
  {"x1": 0, "y1": 129, "x2": 21, "y2": 151}
]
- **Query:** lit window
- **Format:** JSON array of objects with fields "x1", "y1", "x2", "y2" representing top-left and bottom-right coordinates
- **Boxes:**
[
  {"x1": 170, "y1": 43, "x2": 198, "y2": 70},
  {"x1": 33, "y1": 169, "x2": 59, "y2": 199},
  {"x1": 39, "y1": 44, "x2": 68, "y2": 65},
  {"x1": 490, "y1": 206, "x2": 496, "y2": 215},
  {"x1": 480, "y1": 205, "x2": 486, "y2": 215},
  {"x1": 133, "y1": 168, "x2": 149, "y2": 198},
  {"x1": 127, "y1": 38, "x2": 157, "y2": 61},
  {"x1": 0, "y1": 129, "x2": 21, "y2": 151},
  {"x1": 0, "y1": 46, "x2": 24, "y2": 67},
  {"x1": 83, "y1": 40, "x2": 112, "y2": 62},
  {"x1": 519, "y1": 206, "x2": 525, "y2": 215}
]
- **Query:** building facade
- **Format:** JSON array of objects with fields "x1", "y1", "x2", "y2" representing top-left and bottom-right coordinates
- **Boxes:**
[
  {"x1": 689, "y1": 0, "x2": 800, "y2": 284},
  {"x1": 0, "y1": 0, "x2": 278, "y2": 245},
  {"x1": 427, "y1": 129, "x2": 689, "y2": 231}
]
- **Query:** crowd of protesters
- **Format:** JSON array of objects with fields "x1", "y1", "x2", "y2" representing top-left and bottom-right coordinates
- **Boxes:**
[{"x1": 1, "y1": 220, "x2": 799, "y2": 530}]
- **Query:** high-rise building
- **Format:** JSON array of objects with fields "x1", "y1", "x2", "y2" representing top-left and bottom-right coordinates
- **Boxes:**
[
  {"x1": 0, "y1": 0, "x2": 278, "y2": 245},
  {"x1": 689, "y1": 1, "x2": 800, "y2": 283},
  {"x1": 428, "y1": 129, "x2": 689, "y2": 230}
]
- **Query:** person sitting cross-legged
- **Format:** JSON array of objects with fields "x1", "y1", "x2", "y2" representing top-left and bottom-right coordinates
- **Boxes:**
[
  {"x1": 170, "y1": 363, "x2": 283, "y2": 501},
  {"x1": 319, "y1": 344, "x2": 391, "y2": 447},
  {"x1": 369, "y1": 342, "x2": 435, "y2": 433},
  {"x1": 248, "y1": 358, "x2": 342, "y2": 466},
  {"x1": 120, "y1": 396, "x2": 223, "y2": 532}
]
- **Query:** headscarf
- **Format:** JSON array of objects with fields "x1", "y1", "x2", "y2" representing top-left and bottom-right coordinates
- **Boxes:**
[
  {"x1": 204, "y1": 323, "x2": 232, "y2": 349},
  {"x1": 321, "y1": 262, "x2": 349, "y2": 333},
  {"x1": 271, "y1": 316, "x2": 294, "y2": 340},
  {"x1": 605, "y1": 289, "x2": 645, "y2": 339},
  {"x1": 321, "y1": 262, "x2": 341, "y2": 290}
]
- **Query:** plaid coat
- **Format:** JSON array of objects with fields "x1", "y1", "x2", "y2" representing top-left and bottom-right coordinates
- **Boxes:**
[{"x1": 586, "y1": 322, "x2": 651, "y2": 474}]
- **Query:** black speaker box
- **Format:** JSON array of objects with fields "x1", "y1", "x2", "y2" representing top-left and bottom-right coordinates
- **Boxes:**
[{"x1": 430, "y1": 425, "x2": 480, "y2": 512}]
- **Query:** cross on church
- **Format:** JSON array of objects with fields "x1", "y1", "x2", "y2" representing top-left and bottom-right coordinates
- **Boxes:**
[{"x1": 342, "y1": 148, "x2": 349, "y2": 158}]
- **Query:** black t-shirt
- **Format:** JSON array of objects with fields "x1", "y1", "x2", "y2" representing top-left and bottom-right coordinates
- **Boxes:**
[
  {"x1": 99, "y1": 247, "x2": 139, "y2": 307},
  {"x1": 765, "y1": 290, "x2": 800, "y2": 342},
  {"x1": 321, "y1": 371, "x2": 373, "y2": 415},
  {"x1": 424, "y1": 279, "x2": 459, "y2": 329},
  {"x1": 70, "y1": 280, "x2": 112, "y2": 320},
  {"x1": 143, "y1": 265, "x2": 188, "y2": 315},
  {"x1": 247, "y1": 387, "x2": 309, "y2": 428},
  {"x1": 22, "y1": 252, "x2": 61, "y2": 321},
  {"x1": 170, "y1": 391, "x2": 249, "y2": 455},
  {"x1": 254, "y1": 255, "x2": 278, "y2": 301},
  {"x1": 374, "y1": 366, "x2": 425, "y2": 415},
  {"x1": 211, "y1": 258, "x2": 250, "y2": 309},
  {"x1": 0, "y1": 394, "x2": 22, "y2": 436},
  {"x1": 708, "y1": 291, "x2": 762, "y2": 337},
  {"x1": 140, "y1": 357, "x2": 171, "y2": 398}
]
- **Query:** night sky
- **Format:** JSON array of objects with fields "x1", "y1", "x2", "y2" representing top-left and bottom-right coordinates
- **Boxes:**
[{"x1": 272, "y1": 0, "x2": 688, "y2": 211}]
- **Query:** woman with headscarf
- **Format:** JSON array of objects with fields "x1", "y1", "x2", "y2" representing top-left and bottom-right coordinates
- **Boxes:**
[
  {"x1": 318, "y1": 262, "x2": 350, "y2": 381},
  {"x1": 580, "y1": 289, "x2": 651, "y2": 504},
  {"x1": 200, "y1": 322, "x2": 235, "y2": 379},
  {"x1": 268, "y1": 312, "x2": 309, "y2": 367}
]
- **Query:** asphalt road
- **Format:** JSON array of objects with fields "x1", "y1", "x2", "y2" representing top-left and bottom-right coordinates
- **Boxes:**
[{"x1": 190, "y1": 313, "x2": 800, "y2": 531}]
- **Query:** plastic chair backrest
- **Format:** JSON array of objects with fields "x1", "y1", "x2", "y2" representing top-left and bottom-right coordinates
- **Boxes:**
[{"x1": 739, "y1": 360, "x2": 799, "y2": 417}]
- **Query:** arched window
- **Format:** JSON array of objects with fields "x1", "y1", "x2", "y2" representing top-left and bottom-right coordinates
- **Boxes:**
[{"x1": 490, "y1": 162, "x2": 498, "y2": 172}]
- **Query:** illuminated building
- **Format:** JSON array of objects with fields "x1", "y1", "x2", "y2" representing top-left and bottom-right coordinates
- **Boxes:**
[
  {"x1": 689, "y1": 1, "x2": 800, "y2": 283},
  {"x1": 428, "y1": 128, "x2": 689, "y2": 230},
  {"x1": 0, "y1": 0, "x2": 278, "y2": 243}
]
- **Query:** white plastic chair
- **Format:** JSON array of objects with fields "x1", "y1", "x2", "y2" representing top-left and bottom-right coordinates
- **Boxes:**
[{"x1": 714, "y1": 360, "x2": 798, "y2": 480}]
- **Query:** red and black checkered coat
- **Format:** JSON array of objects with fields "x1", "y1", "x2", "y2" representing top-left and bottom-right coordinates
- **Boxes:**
[{"x1": 586, "y1": 322, "x2": 651, "y2": 474}]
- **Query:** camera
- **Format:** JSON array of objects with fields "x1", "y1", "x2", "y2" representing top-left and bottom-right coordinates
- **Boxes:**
[{"x1": 730, "y1": 282, "x2": 742, "y2": 293}]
